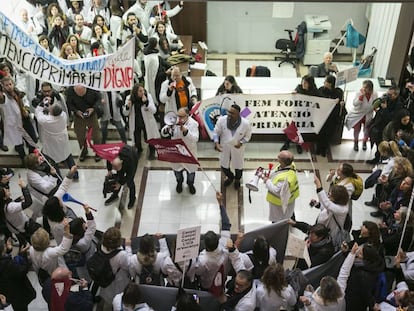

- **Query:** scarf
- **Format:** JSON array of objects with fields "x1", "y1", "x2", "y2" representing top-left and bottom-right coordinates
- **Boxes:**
[
  {"x1": 50, "y1": 278, "x2": 71, "y2": 311},
  {"x1": 227, "y1": 116, "x2": 241, "y2": 132}
]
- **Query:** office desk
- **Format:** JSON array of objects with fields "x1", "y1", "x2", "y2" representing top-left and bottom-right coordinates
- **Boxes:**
[{"x1": 200, "y1": 77, "x2": 387, "y2": 100}]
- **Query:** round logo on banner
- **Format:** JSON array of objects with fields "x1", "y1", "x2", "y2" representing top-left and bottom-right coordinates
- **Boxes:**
[{"x1": 203, "y1": 105, "x2": 221, "y2": 132}]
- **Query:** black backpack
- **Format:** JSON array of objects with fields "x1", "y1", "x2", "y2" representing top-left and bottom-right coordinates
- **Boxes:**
[
  {"x1": 86, "y1": 248, "x2": 121, "y2": 288},
  {"x1": 139, "y1": 264, "x2": 162, "y2": 286},
  {"x1": 247, "y1": 253, "x2": 268, "y2": 279}
]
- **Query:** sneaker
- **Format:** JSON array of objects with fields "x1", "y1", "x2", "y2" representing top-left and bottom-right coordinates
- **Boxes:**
[
  {"x1": 296, "y1": 144, "x2": 303, "y2": 154},
  {"x1": 127, "y1": 196, "x2": 136, "y2": 209},
  {"x1": 370, "y1": 210, "x2": 383, "y2": 217},
  {"x1": 176, "y1": 182, "x2": 183, "y2": 193},
  {"x1": 104, "y1": 194, "x2": 119, "y2": 206},
  {"x1": 362, "y1": 142, "x2": 367, "y2": 151},
  {"x1": 224, "y1": 177, "x2": 234, "y2": 187},
  {"x1": 0, "y1": 145, "x2": 8, "y2": 152},
  {"x1": 234, "y1": 179, "x2": 241, "y2": 190},
  {"x1": 280, "y1": 142, "x2": 290, "y2": 151},
  {"x1": 188, "y1": 184, "x2": 196, "y2": 195},
  {"x1": 79, "y1": 148, "x2": 88, "y2": 162}
]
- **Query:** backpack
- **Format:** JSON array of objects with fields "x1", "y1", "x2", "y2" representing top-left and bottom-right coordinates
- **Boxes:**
[
  {"x1": 247, "y1": 253, "x2": 268, "y2": 280},
  {"x1": 208, "y1": 264, "x2": 225, "y2": 297},
  {"x1": 139, "y1": 264, "x2": 162, "y2": 286},
  {"x1": 86, "y1": 248, "x2": 121, "y2": 288},
  {"x1": 349, "y1": 175, "x2": 363, "y2": 200}
]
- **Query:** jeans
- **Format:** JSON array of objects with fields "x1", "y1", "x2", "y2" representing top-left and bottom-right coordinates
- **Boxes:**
[
  {"x1": 100, "y1": 119, "x2": 127, "y2": 144},
  {"x1": 174, "y1": 170, "x2": 195, "y2": 185}
]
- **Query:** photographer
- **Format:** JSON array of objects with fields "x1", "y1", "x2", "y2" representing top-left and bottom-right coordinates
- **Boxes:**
[
  {"x1": 34, "y1": 96, "x2": 78, "y2": 180},
  {"x1": 66, "y1": 85, "x2": 102, "y2": 162},
  {"x1": 32, "y1": 82, "x2": 69, "y2": 123}
]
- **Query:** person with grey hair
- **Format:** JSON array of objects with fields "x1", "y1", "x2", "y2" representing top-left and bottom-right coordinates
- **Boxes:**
[
  {"x1": 314, "y1": 52, "x2": 339, "y2": 77},
  {"x1": 161, "y1": 107, "x2": 199, "y2": 194},
  {"x1": 262, "y1": 150, "x2": 299, "y2": 222},
  {"x1": 35, "y1": 94, "x2": 78, "y2": 180}
]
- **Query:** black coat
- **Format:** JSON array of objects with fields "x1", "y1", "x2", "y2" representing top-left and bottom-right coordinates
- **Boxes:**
[
  {"x1": 0, "y1": 255, "x2": 36, "y2": 310},
  {"x1": 345, "y1": 257, "x2": 385, "y2": 311},
  {"x1": 297, "y1": 237, "x2": 335, "y2": 270}
]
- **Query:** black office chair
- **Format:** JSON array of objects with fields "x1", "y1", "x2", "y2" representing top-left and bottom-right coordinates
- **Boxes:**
[{"x1": 274, "y1": 29, "x2": 296, "y2": 68}]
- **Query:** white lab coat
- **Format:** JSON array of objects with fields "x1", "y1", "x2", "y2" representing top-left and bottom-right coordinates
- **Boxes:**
[
  {"x1": 35, "y1": 105, "x2": 71, "y2": 163},
  {"x1": 159, "y1": 77, "x2": 197, "y2": 114},
  {"x1": 144, "y1": 52, "x2": 160, "y2": 104},
  {"x1": 3, "y1": 94, "x2": 24, "y2": 146},
  {"x1": 123, "y1": 94, "x2": 160, "y2": 140},
  {"x1": 214, "y1": 115, "x2": 252, "y2": 169},
  {"x1": 161, "y1": 116, "x2": 199, "y2": 173}
]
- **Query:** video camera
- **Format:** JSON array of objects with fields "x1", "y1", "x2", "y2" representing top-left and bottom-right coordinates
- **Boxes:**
[
  {"x1": 103, "y1": 174, "x2": 119, "y2": 198},
  {"x1": 379, "y1": 93, "x2": 390, "y2": 103}
]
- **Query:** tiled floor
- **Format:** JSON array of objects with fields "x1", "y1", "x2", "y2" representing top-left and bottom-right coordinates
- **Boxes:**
[{"x1": 4, "y1": 54, "x2": 379, "y2": 310}]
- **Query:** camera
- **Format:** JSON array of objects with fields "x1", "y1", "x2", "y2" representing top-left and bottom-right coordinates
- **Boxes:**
[
  {"x1": 309, "y1": 199, "x2": 320, "y2": 208},
  {"x1": 43, "y1": 98, "x2": 50, "y2": 106},
  {"x1": 83, "y1": 112, "x2": 89, "y2": 118}
]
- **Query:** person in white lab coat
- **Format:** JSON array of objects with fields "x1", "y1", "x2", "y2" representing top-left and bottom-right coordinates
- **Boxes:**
[
  {"x1": 213, "y1": 104, "x2": 251, "y2": 189},
  {"x1": 161, "y1": 107, "x2": 199, "y2": 194}
]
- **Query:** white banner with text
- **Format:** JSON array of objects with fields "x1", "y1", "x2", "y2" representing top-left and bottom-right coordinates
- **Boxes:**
[
  {"x1": 0, "y1": 11, "x2": 134, "y2": 91},
  {"x1": 199, "y1": 93, "x2": 336, "y2": 138}
]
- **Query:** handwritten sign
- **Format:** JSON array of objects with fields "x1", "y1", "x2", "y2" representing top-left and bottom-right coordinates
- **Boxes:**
[{"x1": 175, "y1": 226, "x2": 201, "y2": 263}]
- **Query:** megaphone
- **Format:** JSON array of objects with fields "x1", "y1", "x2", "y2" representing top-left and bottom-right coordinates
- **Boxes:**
[
  {"x1": 62, "y1": 193, "x2": 97, "y2": 211},
  {"x1": 164, "y1": 111, "x2": 178, "y2": 126},
  {"x1": 245, "y1": 167, "x2": 264, "y2": 192}
]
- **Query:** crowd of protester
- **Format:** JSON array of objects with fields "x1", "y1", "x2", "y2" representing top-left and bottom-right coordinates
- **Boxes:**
[{"x1": 1, "y1": 0, "x2": 414, "y2": 310}]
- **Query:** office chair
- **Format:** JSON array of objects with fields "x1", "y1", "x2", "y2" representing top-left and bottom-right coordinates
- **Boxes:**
[{"x1": 274, "y1": 29, "x2": 296, "y2": 68}]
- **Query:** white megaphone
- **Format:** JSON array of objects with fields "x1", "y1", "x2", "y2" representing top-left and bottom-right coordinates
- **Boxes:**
[{"x1": 245, "y1": 167, "x2": 264, "y2": 192}]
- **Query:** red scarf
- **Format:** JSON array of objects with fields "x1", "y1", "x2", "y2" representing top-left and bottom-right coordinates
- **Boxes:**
[{"x1": 50, "y1": 278, "x2": 71, "y2": 311}]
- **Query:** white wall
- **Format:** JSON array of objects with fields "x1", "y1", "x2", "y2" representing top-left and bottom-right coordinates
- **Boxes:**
[
  {"x1": 207, "y1": 2, "x2": 369, "y2": 54},
  {"x1": 363, "y1": 3, "x2": 401, "y2": 78}
]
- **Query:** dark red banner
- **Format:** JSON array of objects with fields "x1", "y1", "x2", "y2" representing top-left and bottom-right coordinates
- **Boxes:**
[{"x1": 147, "y1": 138, "x2": 199, "y2": 165}]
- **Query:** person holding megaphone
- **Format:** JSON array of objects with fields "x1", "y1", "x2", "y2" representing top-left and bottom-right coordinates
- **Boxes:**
[{"x1": 262, "y1": 150, "x2": 299, "y2": 223}]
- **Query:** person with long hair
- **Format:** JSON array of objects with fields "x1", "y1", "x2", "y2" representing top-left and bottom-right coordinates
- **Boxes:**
[
  {"x1": 59, "y1": 42, "x2": 81, "y2": 60},
  {"x1": 123, "y1": 83, "x2": 159, "y2": 158},
  {"x1": 256, "y1": 263, "x2": 296, "y2": 310},
  {"x1": 300, "y1": 243, "x2": 359, "y2": 310},
  {"x1": 345, "y1": 244, "x2": 385, "y2": 311},
  {"x1": 371, "y1": 157, "x2": 413, "y2": 219},
  {"x1": 48, "y1": 13, "x2": 69, "y2": 52},
  {"x1": 345, "y1": 80, "x2": 378, "y2": 152},
  {"x1": 216, "y1": 75, "x2": 243, "y2": 95},
  {"x1": 113, "y1": 283, "x2": 154, "y2": 311},
  {"x1": 326, "y1": 162, "x2": 357, "y2": 218},
  {"x1": 382, "y1": 206, "x2": 414, "y2": 255},
  {"x1": 66, "y1": 34, "x2": 84, "y2": 58},
  {"x1": 281, "y1": 74, "x2": 319, "y2": 153},
  {"x1": 288, "y1": 222, "x2": 335, "y2": 269},
  {"x1": 317, "y1": 75, "x2": 345, "y2": 156},
  {"x1": 383, "y1": 108, "x2": 414, "y2": 145},
  {"x1": 365, "y1": 140, "x2": 402, "y2": 208}
]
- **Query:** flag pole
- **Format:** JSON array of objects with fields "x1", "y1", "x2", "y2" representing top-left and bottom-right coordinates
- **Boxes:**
[
  {"x1": 397, "y1": 185, "x2": 414, "y2": 253},
  {"x1": 307, "y1": 151, "x2": 316, "y2": 175},
  {"x1": 17, "y1": 126, "x2": 64, "y2": 181},
  {"x1": 198, "y1": 164, "x2": 218, "y2": 193}
]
